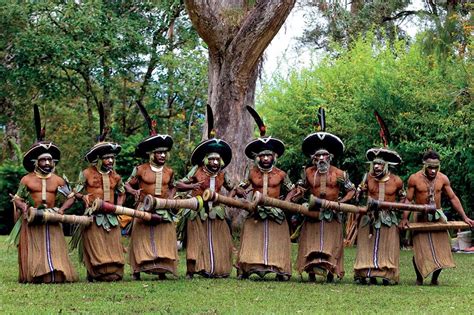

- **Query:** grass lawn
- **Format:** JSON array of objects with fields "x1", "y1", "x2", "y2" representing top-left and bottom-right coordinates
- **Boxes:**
[{"x1": 0, "y1": 235, "x2": 472, "y2": 314}]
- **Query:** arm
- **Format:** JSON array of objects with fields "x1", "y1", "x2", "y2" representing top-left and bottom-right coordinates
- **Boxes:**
[
  {"x1": 443, "y1": 179, "x2": 474, "y2": 227},
  {"x1": 355, "y1": 173, "x2": 368, "y2": 204},
  {"x1": 282, "y1": 174, "x2": 296, "y2": 201},
  {"x1": 116, "y1": 178, "x2": 126, "y2": 206},
  {"x1": 397, "y1": 179, "x2": 407, "y2": 204},
  {"x1": 400, "y1": 176, "x2": 415, "y2": 228},
  {"x1": 58, "y1": 198, "x2": 75, "y2": 215},
  {"x1": 231, "y1": 165, "x2": 251, "y2": 198},
  {"x1": 167, "y1": 171, "x2": 176, "y2": 198},
  {"x1": 339, "y1": 171, "x2": 356, "y2": 203},
  {"x1": 73, "y1": 170, "x2": 91, "y2": 208},
  {"x1": 175, "y1": 165, "x2": 203, "y2": 191},
  {"x1": 12, "y1": 182, "x2": 30, "y2": 220},
  {"x1": 124, "y1": 167, "x2": 141, "y2": 201},
  {"x1": 285, "y1": 167, "x2": 307, "y2": 202},
  {"x1": 57, "y1": 177, "x2": 76, "y2": 214},
  {"x1": 223, "y1": 172, "x2": 236, "y2": 193}
]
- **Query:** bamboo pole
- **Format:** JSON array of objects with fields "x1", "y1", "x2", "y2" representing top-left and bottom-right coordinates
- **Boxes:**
[
  {"x1": 308, "y1": 195, "x2": 367, "y2": 214},
  {"x1": 92, "y1": 199, "x2": 162, "y2": 223},
  {"x1": 26, "y1": 207, "x2": 93, "y2": 226},
  {"x1": 367, "y1": 198, "x2": 436, "y2": 213},
  {"x1": 202, "y1": 189, "x2": 257, "y2": 212},
  {"x1": 252, "y1": 191, "x2": 320, "y2": 219},
  {"x1": 143, "y1": 194, "x2": 202, "y2": 212},
  {"x1": 402, "y1": 221, "x2": 471, "y2": 232}
]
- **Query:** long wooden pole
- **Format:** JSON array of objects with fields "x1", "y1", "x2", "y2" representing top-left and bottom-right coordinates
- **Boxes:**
[
  {"x1": 252, "y1": 191, "x2": 321, "y2": 219},
  {"x1": 308, "y1": 195, "x2": 367, "y2": 214},
  {"x1": 402, "y1": 221, "x2": 471, "y2": 231},
  {"x1": 367, "y1": 198, "x2": 436, "y2": 213},
  {"x1": 92, "y1": 199, "x2": 162, "y2": 223},
  {"x1": 142, "y1": 194, "x2": 202, "y2": 212},
  {"x1": 202, "y1": 189, "x2": 257, "y2": 212},
  {"x1": 26, "y1": 207, "x2": 93, "y2": 226}
]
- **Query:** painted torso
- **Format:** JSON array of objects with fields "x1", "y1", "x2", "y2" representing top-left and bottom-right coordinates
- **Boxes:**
[
  {"x1": 249, "y1": 166, "x2": 286, "y2": 198},
  {"x1": 305, "y1": 165, "x2": 345, "y2": 201},
  {"x1": 134, "y1": 163, "x2": 173, "y2": 200},
  {"x1": 82, "y1": 166, "x2": 122, "y2": 201},
  {"x1": 366, "y1": 173, "x2": 403, "y2": 202},
  {"x1": 20, "y1": 173, "x2": 65, "y2": 207}
]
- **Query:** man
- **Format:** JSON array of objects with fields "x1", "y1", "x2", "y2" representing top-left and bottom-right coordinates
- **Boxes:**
[
  {"x1": 11, "y1": 106, "x2": 77, "y2": 283},
  {"x1": 235, "y1": 107, "x2": 294, "y2": 281},
  {"x1": 287, "y1": 131, "x2": 355, "y2": 282},
  {"x1": 125, "y1": 134, "x2": 178, "y2": 280},
  {"x1": 72, "y1": 139, "x2": 126, "y2": 281},
  {"x1": 400, "y1": 149, "x2": 474, "y2": 285},
  {"x1": 176, "y1": 106, "x2": 235, "y2": 278},
  {"x1": 353, "y1": 148, "x2": 405, "y2": 285},
  {"x1": 176, "y1": 138, "x2": 235, "y2": 278}
]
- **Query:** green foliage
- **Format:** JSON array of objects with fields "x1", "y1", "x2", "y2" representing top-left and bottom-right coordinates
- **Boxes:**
[
  {"x1": 0, "y1": 161, "x2": 26, "y2": 234},
  {"x1": 0, "y1": 1, "x2": 207, "y2": 183},
  {"x1": 258, "y1": 33, "x2": 473, "y2": 216}
]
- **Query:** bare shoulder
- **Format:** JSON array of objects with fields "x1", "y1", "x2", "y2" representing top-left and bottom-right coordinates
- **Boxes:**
[
  {"x1": 437, "y1": 172, "x2": 450, "y2": 185},
  {"x1": 407, "y1": 171, "x2": 421, "y2": 185},
  {"x1": 51, "y1": 173, "x2": 65, "y2": 186},
  {"x1": 331, "y1": 166, "x2": 345, "y2": 177},
  {"x1": 391, "y1": 174, "x2": 403, "y2": 184},
  {"x1": 136, "y1": 163, "x2": 148, "y2": 174},
  {"x1": 111, "y1": 170, "x2": 122, "y2": 181},
  {"x1": 82, "y1": 166, "x2": 95, "y2": 177},
  {"x1": 274, "y1": 167, "x2": 286, "y2": 178},
  {"x1": 20, "y1": 173, "x2": 34, "y2": 184}
]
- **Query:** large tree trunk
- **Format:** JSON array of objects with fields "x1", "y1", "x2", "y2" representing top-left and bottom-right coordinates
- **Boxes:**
[{"x1": 184, "y1": 0, "x2": 295, "y2": 181}]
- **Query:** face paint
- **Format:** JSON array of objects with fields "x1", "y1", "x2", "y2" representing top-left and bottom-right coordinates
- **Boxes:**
[
  {"x1": 204, "y1": 153, "x2": 222, "y2": 173},
  {"x1": 152, "y1": 151, "x2": 167, "y2": 166},
  {"x1": 423, "y1": 159, "x2": 440, "y2": 180},
  {"x1": 100, "y1": 154, "x2": 115, "y2": 172},
  {"x1": 311, "y1": 150, "x2": 331, "y2": 173},
  {"x1": 372, "y1": 162, "x2": 387, "y2": 178},
  {"x1": 36, "y1": 156, "x2": 54, "y2": 174},
  {"x1": 257, "y1": 153, "x2": 274, "y2": 170}
]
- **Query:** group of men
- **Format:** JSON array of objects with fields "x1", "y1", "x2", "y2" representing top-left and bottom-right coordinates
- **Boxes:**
[{"x1": 11, "y1": 106, "x2": 473, "y2": 286}]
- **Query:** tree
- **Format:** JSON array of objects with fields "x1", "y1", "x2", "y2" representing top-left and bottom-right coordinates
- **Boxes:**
[
  {"x1": 300, "y1": 0, "x2": 413, "y2": 50},
  {"x1": 300, "y1": 0, "x2": 472, "y2": 59},
  {"x1": 184, "y1": 0, "x2": 296, "y2": 180},
  {"x1": 258, "y1": 34, "x2": 473, "y2": 216},
  {"x1": 0, "y1": 1, "x2": 208, "y2": 179}
]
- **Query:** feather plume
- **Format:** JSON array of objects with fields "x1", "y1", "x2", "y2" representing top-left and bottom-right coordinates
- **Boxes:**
[
  {"x1": 246, "y1": 106, "x2": 266, "y2": 136},
  {"x1": 374, "y1": 110, "x2": 391, "y2": 147},
  {"x1": 317, "y1": 107, "x2": 326, "y2": 131},
  {"x1": 135, "y1": 100, "x2": 155, "y2": 135},
  {"x1": 207, "y1": 104, "x2": 216, "y2": 138},
  {"x1": 33, "y1": 104, "x2": 43, "y2": 141}
]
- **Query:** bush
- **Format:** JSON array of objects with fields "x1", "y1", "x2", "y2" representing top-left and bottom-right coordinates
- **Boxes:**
[
  {"x1": 0, "y1": 161, "x2": 26, "y2": 234},
  {"x1": 258, "y1": 33, "x2": 473, "y2": 217}
]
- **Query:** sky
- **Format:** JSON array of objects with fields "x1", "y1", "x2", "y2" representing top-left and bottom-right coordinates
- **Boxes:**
[{"x1": 261, "y1": 1, "x2": 425, "y2": 81}]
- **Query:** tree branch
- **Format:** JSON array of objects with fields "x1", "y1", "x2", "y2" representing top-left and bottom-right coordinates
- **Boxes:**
[{"x1": 228, "y1": 0, "x2": 295, "y2": 78}]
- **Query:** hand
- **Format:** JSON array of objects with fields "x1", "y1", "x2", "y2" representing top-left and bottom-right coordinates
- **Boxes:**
[
  {"x1": 132, "y1": 188, "x2": 142, "y2": 202},
  {"x1": 463, "y1": 216, "x2": 474, "y2": 228},
  {"x1": 234, "y1": 187, "x2": 247, "y2": 198},
  {"x1": 190, "y1": 181, "x2": 204, "y2": 190},
  {"x1": 291, "y1": 186, "x2": 306, "y2": 202},
  {"x1": 398, "y1": 218, "x2": 409, "y2": 230},
  {"x1": 82, "y1": 194, "x2": 91, "y2": 207}
]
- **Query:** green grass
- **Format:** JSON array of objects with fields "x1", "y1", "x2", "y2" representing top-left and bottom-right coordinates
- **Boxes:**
[{"x1": 0, "y1": 235, "x2": 472, "y2": 314}]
